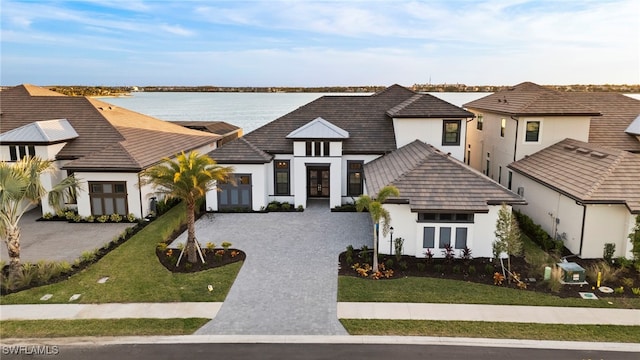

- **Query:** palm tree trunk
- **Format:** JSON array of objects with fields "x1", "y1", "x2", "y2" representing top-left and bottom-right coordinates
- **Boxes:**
[
  {"x1": 186, "y1": 201, "x2": 198, "y2": 263},
  {"x1": 6, "y1": 225, "x2": 21, "y2": 274},
  {"x1": 372, "y1": 223, "x2": 379, "y2": 273}
]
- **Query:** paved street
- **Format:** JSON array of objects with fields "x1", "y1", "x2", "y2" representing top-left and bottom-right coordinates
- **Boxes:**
[{"x1": 170, "y1": 199, "x2": 372, "y2": 335}]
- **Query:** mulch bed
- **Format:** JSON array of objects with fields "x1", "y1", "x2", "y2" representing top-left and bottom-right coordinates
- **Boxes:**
[
  {"x1": 156, "y1": 247, "x2": 245, "y2": 273},
  {"x1": 339, "y1": 250, "x2": 639, "y2": 299}
]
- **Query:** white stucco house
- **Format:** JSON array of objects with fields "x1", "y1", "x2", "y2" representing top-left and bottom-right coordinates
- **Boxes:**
[
  {"x1": 206, "y1": 85, "x2": 475, "y2": 211},
  {"x1": 0, "y1": 84, "x2": 220, "y2": 218},
  {"x1": 508, "y1": 139, "x2": 640, "y2": 259},
  {"x1": 206, "y1": 85, "x2": 525, "y2": 257},
  {"x1": 464, "y1": 82, "x2": 640, "y2": 259}
]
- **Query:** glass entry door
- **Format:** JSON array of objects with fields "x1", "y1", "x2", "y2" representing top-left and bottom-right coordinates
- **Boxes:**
[{"x1": 308, "y1": 167, "x2": 330, "y2": 197}]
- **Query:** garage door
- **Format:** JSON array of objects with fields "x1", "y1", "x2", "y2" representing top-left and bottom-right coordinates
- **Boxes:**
[{"x1": 218, "y1": 174, "x2": 252, "y2": 210}]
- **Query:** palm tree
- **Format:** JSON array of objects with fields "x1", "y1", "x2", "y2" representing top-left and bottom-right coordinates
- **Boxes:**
[
  {"x1": 141, "y1": 151, "x2": 233, "y2": 264},
  {"x1": 356, "y1": 185, "x2": 400, "y2": 273},
  {"x1": 0, "y1": 156, "x2": 82, "y2": 274}
]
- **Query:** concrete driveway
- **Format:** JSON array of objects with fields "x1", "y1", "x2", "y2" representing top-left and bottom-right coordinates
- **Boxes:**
[
  {"x1": 0, "y1": 208, "x2": 133, "y2": 264},
  {"x1": 170, "y1": 199, "x2": 372, "y2": 335}
]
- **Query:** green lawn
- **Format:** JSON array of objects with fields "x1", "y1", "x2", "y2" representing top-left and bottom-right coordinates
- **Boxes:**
[
  {"x1": 0, "y1": 204, "x2": 243, "y2": 304},
  {"x1": 340, "y1": 319, "x2": 640, "y2": 343},
  {"x1": 0, "y1": 318, "x2": 209, "y2": 338}
]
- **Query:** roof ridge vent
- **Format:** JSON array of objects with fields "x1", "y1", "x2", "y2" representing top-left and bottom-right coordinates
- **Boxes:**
[
  {"x1": 590, "y1": 151, "x2": 607, "y2": 159},
  {"x1": 575, "y1": 147, "x2": 591, "y2": 155}
]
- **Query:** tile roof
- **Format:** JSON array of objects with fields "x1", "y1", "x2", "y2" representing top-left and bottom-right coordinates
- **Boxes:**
[
  {"x1": 224, "y1": 84, "x2": 467, "y2": 158},
  {"x1": 387, "y1": 94, "x2": 474, "y2": 118},
  {"x1": 0, "y1": 119, "x2": 78, "y2": 143},
  {"x1": 1, "y1": 85, "x2": 218, "y2": 171},
  {"x1": 563, "y1": 92, "x2": 640, "y2": 152},
  {"x1": 365, "y1": 140, "x2": 526, "y2": 212},
  {"x1": 207, "y1": 137, "x2": 273, "y2": 164},
  {"x1": 170, "y1": 121, "x2": 241, "y2": 136},
  {"x1": 463, "y1": 82, "x2": 600, "y2": 116},
  {"x1": 508, "y1": 138, "x2": 640, "y2": 213}
]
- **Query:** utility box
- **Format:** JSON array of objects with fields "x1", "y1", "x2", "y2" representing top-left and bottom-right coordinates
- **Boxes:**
[{"x1": 556, "y1": 262, "x2": 586, "y2": 284}]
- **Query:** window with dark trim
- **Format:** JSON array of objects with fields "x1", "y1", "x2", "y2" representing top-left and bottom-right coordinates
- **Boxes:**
[
  {"x1": 476, "y1": 115, "x2": 483, "y2": 130},
  {"x1": 439, "y1": 227, "x2": 451, "y2": 248},
  {"x1": 525, "y1": 121, "x2": 540, "y2": 142},
  {"x1": 274, "y1": 160, "x2": 290, "y2": 195},
  {"x1": 500, "y1": 118, "x2": 506, "y2": 137},
  {"x1": 9, "y1": 145, "x2": 35, "y2": 161},
  {"x1": 442, "y1": 120, "x2": 461, "y2": 145},
  {"x1": 423, "y1": 227, "x2": 435, "y2": 248},
  {"x1": 508, "y1": 170, "x2": 513, "y2": 190},
  {"x1": 347, "y1": 161, "x2": 363, "y2": 196},
  {"x1": 418, "y1": 213, "x2": 474, "y2": 223},
  {"x1": 455, "y1": 228, "x2": 468, "y2": 249},
  {"x1": 89, "y1": 181, "x2": 128, "y2": 216},
  {"x1": 305, "y1": 141, "x2": 330, "y2": 157}
]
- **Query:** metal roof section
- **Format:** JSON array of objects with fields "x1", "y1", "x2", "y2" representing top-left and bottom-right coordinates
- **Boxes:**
[
  {"x1": 286, "y1": 117, "x2": 350, "y2": 139},
  {"x1": 625, "y1": 114, "x2": 640, "y2": 136},
  {"x1": 0, "y1": 118, "x2": 79, "y2": 143}
]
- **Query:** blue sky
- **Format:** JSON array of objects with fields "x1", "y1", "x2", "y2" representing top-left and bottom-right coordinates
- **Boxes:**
[{"x1": 1, "y1": 0, "x2": 638, "y2": 86}]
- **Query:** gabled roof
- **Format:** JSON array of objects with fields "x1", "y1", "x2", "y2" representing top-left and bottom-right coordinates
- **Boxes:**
[
  {"x1": 0, "y1": 119, "x2": 78, "y2": 143},
  {"x1": 211, "y1": 84, "x2": 468, "y2": 160},
  {"x1": 0, "y1": 84, "x2": 218, "y2": 171},
  {"x1": 365, "y1": 140, "x2": 526, "y2": 212},
  {"x1": 508, "y1": 138, "x2": 640, "y2": 213},
  {"x1": 626, "y1": 115, "x2": 640, "y2": 136},
  {"x1": 207, "y1": 137, "x2": 273, "y2": 164},
  {"x1": 463, "y1": 82, "x2": 601, "y2": 116},
  {"x1": 286, "y1": 117, "x2": 349, "y2": 139},
  {"x1": 387, "y1": 94, "x2": 474, "y2": 118}
]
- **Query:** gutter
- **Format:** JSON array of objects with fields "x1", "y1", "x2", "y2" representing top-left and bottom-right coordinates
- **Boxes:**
[
  {"x1": 138, "y1": 172, "x2": 144, "y2": 218},
  {"x1": 578, "y1": 202, "x2": 587, "y2": 257}
]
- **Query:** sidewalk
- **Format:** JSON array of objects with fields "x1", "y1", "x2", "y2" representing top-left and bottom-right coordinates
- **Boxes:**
[{"x1": 1, "y1": 302, "x2": 638, "y2": 326}]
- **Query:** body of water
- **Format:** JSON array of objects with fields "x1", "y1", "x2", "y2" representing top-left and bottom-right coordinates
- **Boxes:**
[{"x1": 102, "y1": 92, "x2": 490, "y2": 134}]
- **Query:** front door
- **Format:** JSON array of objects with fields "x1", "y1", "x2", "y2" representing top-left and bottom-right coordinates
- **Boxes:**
[{"x1": 308, "y1": 167, "x2": 330, "y2": 197}]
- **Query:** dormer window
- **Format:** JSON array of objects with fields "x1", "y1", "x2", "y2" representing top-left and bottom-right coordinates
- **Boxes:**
[{"x1": 9, "y1": 145, "x2": 35, "y2": 161}]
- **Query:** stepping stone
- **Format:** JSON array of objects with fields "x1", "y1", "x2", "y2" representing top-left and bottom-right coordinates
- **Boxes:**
[
  {"x1": 97, "y1": 277, "x2": 109, "y2": 284},
  {"x1": 40, "y1": 294, "x2": 53, "y2": 301},
  {"x1": 69, "y1": 294, "x2": 81, "y2": 302}
]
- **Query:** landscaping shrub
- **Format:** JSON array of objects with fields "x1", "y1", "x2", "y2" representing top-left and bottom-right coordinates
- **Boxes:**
[
  {"x1": 513, "y1": 211, "x2": 555, "y2": 251},
  {"x1": 603, "y1": 243, "x2": 616, "y2": 265}
]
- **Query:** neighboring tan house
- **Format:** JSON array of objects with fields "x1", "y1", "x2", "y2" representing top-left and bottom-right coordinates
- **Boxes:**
[
  {"x1": 170, "y1": 121, "x2": 242, "y2": 146},
  {"x1": 463, "y1": 82, "x2": 601, "y2": 189},
  {"x1": 508, "y1": 139, "x2": 640, "y2": 259},
  {"x1": 205, "y1": 84, "x2": 475, "y2": 211},
  {"x1": 365, "y1": 140, "x2": 525, "y2": 258},
  {"x1": 0, "y1": 84, "x2": 219, "y2": 218}
]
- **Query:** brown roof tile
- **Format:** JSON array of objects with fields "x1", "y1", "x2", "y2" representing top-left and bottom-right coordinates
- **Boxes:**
[
  {"x1": 508, "y1": 138, "x2": 640, "y2": 213},
  {"x1": 213, "y1": 84, "x2": 470, "y2": 160},
  {"x1": 365, "y1": 140, "x2": 525, "y2": 212},
  {"x1": 464, "y1": 82, "x2": 600, "y2": 116},
  {"x1": 207, "y1": 137, "x2": 273, "y2": 164},
  {"x1": 1, "y1": 85, "x2": 218, "y2": 171},
  {"x1": 387, "y1": 94, "x2": 474, "y2": 118}
]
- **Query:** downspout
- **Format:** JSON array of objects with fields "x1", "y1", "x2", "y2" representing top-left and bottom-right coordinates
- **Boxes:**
[
  {"x1": 510, "y1": 116, "x2": 519, "y2": 162},
  {"x1": 138, "y1": 172, "x2": 144, "y2": 218},
  {"x1": 578, "y1": 203, "x2": 587, "y2": 257}
]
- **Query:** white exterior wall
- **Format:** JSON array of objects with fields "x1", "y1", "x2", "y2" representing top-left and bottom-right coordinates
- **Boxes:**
[
  {"x1": 393, "y1": 118, "x2": 466, "y2": 162},
  {"x1": 381, "y1": 204, "x2": 503, "y2": 259},
  {"x1": 74, "y1": 172, "x2": 143, "y2": 218},
  {"x1": 465, "y1": 111, "x2": 590, "y2": 186},
  {"x1": 583, "y1": 205, "x2": 634, "y2": 259},
  {"x1": 206, "y1": 163, "x2": 268, "y2": 211},
  {"x1": 511, "y1": 172, "x2": 635, "y2": 259}
]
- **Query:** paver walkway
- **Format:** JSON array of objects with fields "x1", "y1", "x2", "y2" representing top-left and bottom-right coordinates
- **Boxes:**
[{"x1": 170, "y1": 199, "x2": 372, "y2": 335}]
